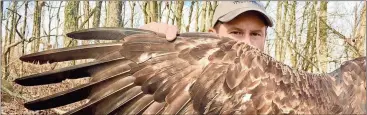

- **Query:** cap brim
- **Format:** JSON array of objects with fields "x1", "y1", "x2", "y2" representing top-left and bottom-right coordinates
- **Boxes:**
[{"x1": 218, "y1": 7, "x2": 274, "y2": 27}]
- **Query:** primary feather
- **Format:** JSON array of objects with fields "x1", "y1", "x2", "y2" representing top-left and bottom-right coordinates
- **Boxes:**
[{"x1": 15, "y1": 27, "x2": 366, "y2": 114}]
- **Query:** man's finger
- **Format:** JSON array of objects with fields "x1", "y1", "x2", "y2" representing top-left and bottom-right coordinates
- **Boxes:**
[{"x1": 166, "y1": 26, "x2": 178, "y2": 41}]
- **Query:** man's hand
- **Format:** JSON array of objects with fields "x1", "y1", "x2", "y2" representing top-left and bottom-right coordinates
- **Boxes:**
[{"x1": 140, "y1": 22, "x2": 179, "y2": 41}]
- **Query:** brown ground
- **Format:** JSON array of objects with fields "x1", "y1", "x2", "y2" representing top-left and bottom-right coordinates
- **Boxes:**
[{"x1": 2, "y1": 59, "x2": 91, "y2": 115}]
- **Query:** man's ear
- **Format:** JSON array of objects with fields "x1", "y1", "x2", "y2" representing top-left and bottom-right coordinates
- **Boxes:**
[{"x1": 208, "y1": 28, "x2": 217, "y2": 33}]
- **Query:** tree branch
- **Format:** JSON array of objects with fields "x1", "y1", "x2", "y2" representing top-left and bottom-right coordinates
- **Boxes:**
[
  {"x1": 270, "y1": 28, "x2": 321, "y2": 71},
  {"x1": 78, "y1": 6, "x2": 97, "y2": 29},
  {"x1": 320, "y1": 19, "x2": 362, "y2": 57}
]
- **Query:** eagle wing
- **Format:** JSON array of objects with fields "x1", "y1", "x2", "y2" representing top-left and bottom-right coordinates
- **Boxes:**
[{"x1": 15, "y1": 28, "x2": 366, "y2": 114}]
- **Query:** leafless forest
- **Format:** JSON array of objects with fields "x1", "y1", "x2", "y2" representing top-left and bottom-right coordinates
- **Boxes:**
[{"x1": 1, "y1": 1, "x2": 366, "y2": 114}]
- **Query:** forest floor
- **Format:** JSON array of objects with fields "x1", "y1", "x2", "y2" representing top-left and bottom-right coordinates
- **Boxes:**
[{"x1": 1, "y1": 59, "x2": 90, "y2": 115}]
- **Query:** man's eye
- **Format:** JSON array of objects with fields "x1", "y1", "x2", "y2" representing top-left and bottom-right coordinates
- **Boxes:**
[
  {"x1": 230, "y1": 31, "x2": 242, "y2": 35},
  {"x1": 250, "y1": 33, "x2": 261, "y2": 36}
]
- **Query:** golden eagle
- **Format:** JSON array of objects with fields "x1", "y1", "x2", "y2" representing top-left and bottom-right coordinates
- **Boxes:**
[{"x1": 15, "y1": 28, "x2": 366, "y2": 114}]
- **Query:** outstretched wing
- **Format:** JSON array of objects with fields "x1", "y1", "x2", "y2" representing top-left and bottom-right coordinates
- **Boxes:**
[{"x1": 15, "y1": 28, "x2": 366, "y2": 114}]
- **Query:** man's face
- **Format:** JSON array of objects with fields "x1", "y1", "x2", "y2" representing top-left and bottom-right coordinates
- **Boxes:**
[{"x1": 209, "y1": 12, "x2": 267, "y2": 51}]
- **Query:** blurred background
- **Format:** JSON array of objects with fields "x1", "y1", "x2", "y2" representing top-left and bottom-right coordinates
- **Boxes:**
[{"x1": 0, "y1": 1, "x2": 366, "y2": 114}]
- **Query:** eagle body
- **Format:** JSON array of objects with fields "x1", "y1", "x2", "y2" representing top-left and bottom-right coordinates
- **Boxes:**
[{"x1": 15, "y1": 28, "x2": 366, "y2": 114}]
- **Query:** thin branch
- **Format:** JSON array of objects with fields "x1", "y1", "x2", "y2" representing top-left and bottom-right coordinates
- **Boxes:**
[
  {"x1": 320, "y1": 19, "x2": 362, "y2": 57},
  {"x1": 264, "y1": 0, "x2": 271, "y2": 9},
  {"x1": 6, "y1": 8, "x2": 21, "y2": 18},
  {"x1": 78, "y1": 6, "x2": 97, "y2": 29},
  {"x1": 270, "y1": 27, "x2": 321, "y2": 71}
]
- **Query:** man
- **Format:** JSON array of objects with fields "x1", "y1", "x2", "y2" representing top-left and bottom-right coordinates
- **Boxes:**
[{"x1": 141, "y1": 1, "x2": 273, "y2": 52}]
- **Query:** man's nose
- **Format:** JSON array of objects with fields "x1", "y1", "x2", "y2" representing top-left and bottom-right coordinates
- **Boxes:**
[{"x1": 242, "y1": 34, "x2": 251, "y2": 44}]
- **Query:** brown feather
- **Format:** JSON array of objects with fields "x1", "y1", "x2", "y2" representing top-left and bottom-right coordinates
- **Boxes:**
[
  {"x1": 14, "y1": 28, "x2": 366, "y2": 115},
  {"x1": 20, "y1": 43, "x2": 122, "y2": 64},
  {"x1": 142, "y1": 102, "x2": 166, "y2": 114}
]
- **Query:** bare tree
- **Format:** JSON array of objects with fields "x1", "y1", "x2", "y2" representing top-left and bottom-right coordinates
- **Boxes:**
[
  {"x1": 199, "y1": 2, "x2": 207, "y2": 32},
  {"x1": 105, "y1": 1, "x2": 122, "y2": 27},
  {"x1": 3, "y1": 1, "x2": 18, "y2": 80},
  {"x1": 148, "y1": 1, "x2": 158, "y2": 23},
  {"x1": 93, "y1": 1, "x2": 102, "y2": 28},
  {"x1": 30, "y1": 1, "x2": 44, "y2": 53},
  {"x1": 207, "y1": 1, "x2": 218, "y2": 28},
  {"x1": 83, "y1": 1, "x2": 90, "y2": 29},
  {"x1": 140, "y1": 1, "x2": 148, "y2": 24},
  {"x1": 165, "y1": 1, "x2": 171, "y2": 24},
  {"x1": 195, "y1": 1, "x2": 200, "y2": 32},
  {"x1": 20, "y1": 1, "x2": 28, "y2": 76},
  {"x1": 158, "y1": 1, "x2": 162, "y2": 22},
  {"x1": 317, "y1": 1, "x2": 328, "y2": 72},
  {"x1": 64, "y1": 1, "x2": 79, "y2": 65},
  {"x1": 0, "y1": 1, "x2": 3, "y2": 80},
  {"x1": 121, "y1": 2, "x2": 126, "y2": 27},
  {"x1": 63, "y1": 1, "x2": 79, "y2": 48},
  {"x1": 302, "y1": 2, "x2": 317, "y2": 72},
  {"x1": 175, "y1": 1, "x2": 184, "y2": 32},
  {"x1": 129, "y1": 1, "x2": 136, "y2": 27},
  {"x1": 275, "y1": 1, "x2": 283, "y2": 62},
  {"x1": 352, "y1": 3, "x2": 366, "y2": 58},
  {"x1": 54, "y1": 1, "x2": 62, "y2": 48},
  {"x1": 186, "y1": 1, "x2": 195, "y2": 32},
  {"x1": 289, "y1": 1, "x2": 297, "y2": 67},
  {"x1": 82, "y1": 1, "x2": 90, "y2": 45},
  {"x1": 93, "y1": 1, "x2": 102, "y2": 44},
  {"x1": 170, "y1": 2, "x2": 175, "y2": 25}
]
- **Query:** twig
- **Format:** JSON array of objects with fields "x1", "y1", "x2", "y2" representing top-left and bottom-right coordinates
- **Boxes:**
[
  {"x1": 2, "y1": 26, "x2": 63, "y2": 55},
  {"x1": 320, "y1": 19, "x2": 362, "y2": 57},
  {"x1": 78, "y1": 6, "x2": 97, "y2": 29},
  {"x1": 270, "y1": 28, "x2": 321, "y2": 71}
]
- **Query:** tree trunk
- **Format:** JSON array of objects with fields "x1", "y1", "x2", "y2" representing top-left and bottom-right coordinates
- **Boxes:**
[
  {"x1": 129, "y1": 1, "x2": 136, "y2": 27},
  {"x1": 81, "y1": 1, "x2": 90, "y2": 45},
  {"x1": 170, "y1": 2, "x2": 175, "y2": 25},
  {"x1": 175, "y1": 1, "x2": 184, "y2": 32},
  {"x1": 199, "y1": 2, "x2": 207, "y2": 32},
  {"x1": 55, "y1": 1, "x2": 62, "y2": 49},
  {"x1": 186, "y1": 1, "x2": 195, "y2": 32},
  {"x1": 165, "y1": 1, "x2": 171, "y2": 24},
  {"x1": 352, "y1": 2, "x2": 366, "y2": 58},
  {"x1": 296, "y1": 2, "x2": 309, "y2": 70},
  {"x1": 158, "y1": 1, "x2": 162, "y2": 22},
  {"x1": 121, "y1": 2, "x2": 125, "y2": 27},
  {"x1": 83, "y1": 1, "x2": 90, "y2": 29},
  {"x1": 64, "y1": 1, "x2": 79, "y2": 65},
  {"x1": 31, "y1": 1, "x2": 43, "y2": 53},
  {"x1": 318, "y1": 1, "x2": 328, "y2": 72},
  {"x1": 20, "y1": 1, "x2": 28, "y2": 76},
  {"x1": 149, "y1": 1, "x2": 158, "y2": 23},
  {"x1": 280, "y1": 1, "x2": 288, "y2": 63},
  {"x1": 208, "y1": 1, "x2": 218, "y2": 28},
  {"x1": 3, "y1": 1, "x2": 17, "y2": 80},
  {"x1": 141, "y1": 1, "x2": 148, "y2": 24},
  {"x1": 46, "y1": 1, "x2": 52, "y2": 50},
  {"x1": 0, "y1": 1, "x2": 3, "y2": 80},
  {"x1": 195, "y1": 1, "x2": 200, "y2": 32},
  {"x1": 105, "y1": 1, "x2": 122, "y2": 27},
  {"x1": 302, "y1": 2, "x2": 317, "y2": 72},
  {"x1": 275, "y1": 1, "x2": 283, "y2": 62},
  {"x1": 93, "y1": 1, "x2": 102, "y2": 28},
  {"x1": 290, "y1": 1, "x2": 298, "y2": 67},
  {"x1": 64, "y1": 1, "x2": 79, "y2": 47},
  {"x1": 93, "y1": 1, "x2": 102, "y2": 44}
]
